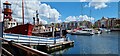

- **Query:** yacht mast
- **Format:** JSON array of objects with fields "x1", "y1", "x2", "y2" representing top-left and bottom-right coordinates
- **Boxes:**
[{"x1": 81, "y1": 2, "x2": 83, "y2": 16}]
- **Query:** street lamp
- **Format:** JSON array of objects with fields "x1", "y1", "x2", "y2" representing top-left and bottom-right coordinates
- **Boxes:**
[
  {"x1": 60, "y1": 24, "x2": 62, "y2": 37},
  {"x1": 52, "y1": 23, "x2": 54, "y2": 37},
  {"x1": 52, "y1": 23, "x2": 56, "y2": 44}
]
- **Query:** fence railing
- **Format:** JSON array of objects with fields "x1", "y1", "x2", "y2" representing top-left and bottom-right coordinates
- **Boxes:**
[{"x1": 3, "y1": 33, "x2": 68, "y2": 45}]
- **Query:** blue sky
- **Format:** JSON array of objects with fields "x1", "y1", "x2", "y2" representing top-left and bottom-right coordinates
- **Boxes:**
[
  {"x1": 1, "y1": 0, "x2": 118, "y2": 24},
  {"x1": 42, "y1": 2, "x2": 118, "y2": 22}
]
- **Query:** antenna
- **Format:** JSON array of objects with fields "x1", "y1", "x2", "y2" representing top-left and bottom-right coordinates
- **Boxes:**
[
  {"x1": 47, "y1": 12, "x2": 50, "y2": 19},
  {"x1": 36, "y1": 10, "x2": 39, "y2": 18}
]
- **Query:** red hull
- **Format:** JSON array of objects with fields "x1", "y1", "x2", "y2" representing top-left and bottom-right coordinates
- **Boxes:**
[{"x1": 4, "y1": 23, "x2": 33, "y2": 36}]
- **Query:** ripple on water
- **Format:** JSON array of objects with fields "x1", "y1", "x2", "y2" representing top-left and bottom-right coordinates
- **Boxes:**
[{"x1": 51, "y1": 31, "x2": 119, "y2": 54}]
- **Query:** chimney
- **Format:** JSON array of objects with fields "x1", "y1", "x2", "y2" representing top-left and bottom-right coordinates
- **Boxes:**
[
  {"x1": 33, "y1": 17, "x2": 35, "y2": 25},
  {"x1": 37, "y1": 18, "x2": 39, "y2": 25},
  {"x1": 36, "y1": 10, "x2": 39, "y2": 25}
]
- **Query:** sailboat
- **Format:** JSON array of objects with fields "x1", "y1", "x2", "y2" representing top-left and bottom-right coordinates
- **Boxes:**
[{"x1": 3, "y1": 0, "x2": 34, "y2": 36}]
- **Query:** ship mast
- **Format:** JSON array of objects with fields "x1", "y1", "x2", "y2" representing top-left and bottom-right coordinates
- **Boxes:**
[{"x1": 22, "y1": 0, "x2": 24, "y2": 25}]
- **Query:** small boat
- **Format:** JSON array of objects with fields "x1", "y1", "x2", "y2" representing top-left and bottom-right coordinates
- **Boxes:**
[
  {"x1": 94, "y1": 29, "x2": 102, "y2": 34},
  {"x1": 99, "y1": 28, "x2": 111, "y2": 32},
  {"x1": 67, "y1": 28, "x2": 82, "y2": 33},
  {"x1": 67, "y1": 30, "x2": 72, "y2": 33},
  {"x1": 69, "y1": 28, "x2": 94, "y2": 36}
]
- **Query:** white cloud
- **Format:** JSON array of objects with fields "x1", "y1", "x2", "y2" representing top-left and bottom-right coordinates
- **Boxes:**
[
  {"x1": 85, "y1": 0, "x2": 110, "y2": 9},
  {"x1": 39, "y1": 18, "x2": 48, "y2": 24},
  {"x1": 80, "y1": 15, "x2": 95, "y2": 21},
  {"x1": 65, "y1": 16, "x2": 77, "y2": 22},
  {"x1": 91, "y1": 0, "x2": 110, "y2": 2},
  {"x1": 88, "y1": 2, "x2": 108, "y2": 9},
  {"x1": 1, "y1": 0, "x2": 61, "y2": 24},
  {"x1": 39, "y1": 4, "x2": 61, "y2": 23},
  {"x1": 80, "y1": 0, "x2": 87, "y2": 2},
  {"x1": 65, "y1": 15, "x2": 95, "y2": 22}
]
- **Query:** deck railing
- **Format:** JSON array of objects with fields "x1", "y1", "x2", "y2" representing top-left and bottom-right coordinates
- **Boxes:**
[{"x1": 3, "y1": 33, "x2": 68, "y2": 45}]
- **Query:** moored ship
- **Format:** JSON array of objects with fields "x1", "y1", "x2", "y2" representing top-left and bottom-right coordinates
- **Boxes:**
[
  {"x1": 4, "y1": 23, "x2": 33, "y2": 35},
  {"x1": 2, "y1": 1, "x2": 67, "y2": 37}
]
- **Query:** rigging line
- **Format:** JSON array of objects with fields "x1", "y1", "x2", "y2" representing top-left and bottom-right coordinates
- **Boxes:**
[
  {"x1": 81, "y1": 2, "x2": 83, "y2": 16},
  {"x1": 12, "y1": 1, "x2": 19, "y2": 15},
  {"x1": 24, "y1": 1, "x2": 32, "y2": 23},
  {"x1": 24, "y1": 1, "x2": 27, "y2": 16},
  {"x1": 90, "y1": 7, "x2": 92, "y2": 22},
  {"x1": 118, "y1": 4, "x2": 119, "y2": 18},
  {"x1": 90, "y1": 8, "x2": 91, "y2": 17},
  {"x1": 80, "y1": 2, "x2": 84, "y2": 21}
]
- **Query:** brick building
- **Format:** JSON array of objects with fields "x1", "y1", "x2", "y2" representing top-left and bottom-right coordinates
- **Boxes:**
[
  {"x1": 61, "y1": 21, "x2": 92, "y2": 29},
  {"x1": 94, "y1": 17, "x2": 118, "y2": 28}
]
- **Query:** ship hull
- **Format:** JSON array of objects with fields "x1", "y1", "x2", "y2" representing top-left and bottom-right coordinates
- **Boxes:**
[{"x1": 4, "y1": 23, "x2": 33, "y2": 36}]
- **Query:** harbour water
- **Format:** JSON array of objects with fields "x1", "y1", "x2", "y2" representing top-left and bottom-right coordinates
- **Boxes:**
[{"x1": 51, "y1": 31, "x2": 119, "y2": 55}]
